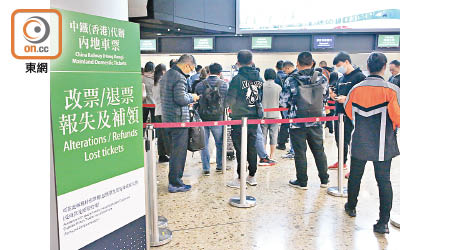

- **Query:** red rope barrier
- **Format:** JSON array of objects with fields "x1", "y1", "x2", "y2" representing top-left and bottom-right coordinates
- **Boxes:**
[{"x1": 143, "y1": 104, "x2": 156, "y2": 108}]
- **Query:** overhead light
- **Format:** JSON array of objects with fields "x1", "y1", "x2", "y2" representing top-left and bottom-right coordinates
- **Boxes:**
[
  {"x1": 167, "y1": 28, "x2": 171, "y2": 32},
  {"x1": 156, "y1": 33, "x2": 162, "y2": 36},
  {"x1": 228, "y1": 26, "x2": 232, "y2": 30},
  {"x1": 177, "y1": 28, "x2": 181, "y2": 31}
]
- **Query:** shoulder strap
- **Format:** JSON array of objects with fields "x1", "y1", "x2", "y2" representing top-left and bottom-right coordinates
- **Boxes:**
[{"x1": 311, "y1": 71, "x2": 319, "y2": 84}]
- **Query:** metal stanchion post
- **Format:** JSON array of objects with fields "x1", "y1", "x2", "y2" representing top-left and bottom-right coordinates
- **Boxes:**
[
  {"x1": 221, "y1": 112, "x2": 228, "y2": 174},
  {"x1": 327, "y1": 114, "x2": 348, "y2": 197},
  {"x1": 145, "y1": 125, "x2": 172, "y2": 248},
  {"x1": 229, "y1": 117, "x2": 256, "y2": 208},
  {"x1": 390, "y1": 215, "x2": 400, "y2": 228}
]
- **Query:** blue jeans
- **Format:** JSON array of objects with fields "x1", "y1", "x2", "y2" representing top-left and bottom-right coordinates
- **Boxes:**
[
  {"x1": 256, "y1": 125, "x2": 269, "y2": 159},
  {"x1": 200, "y1": 126, "x2": 223, "y2": 171}
]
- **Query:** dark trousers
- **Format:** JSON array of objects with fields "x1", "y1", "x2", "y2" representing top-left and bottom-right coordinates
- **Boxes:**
[
  {"x1": 231, "y1": 124, "x2": 258, "y2": 178},
  {"x1": 334, "y1": 114, "x2": 354, "y2": 164},
  {"x1": 143, "y1": 107, "x2": 156, "y2": 136},
  {"x1": 154, "y1": 115, "x2": 171, "y2": 157},
  {"x1": 290, "y1": 126, "x2": 329, "y2": 185},
  {"x1": 347, "y1": 157, "x2": 393, "y2": 224},
  {"x1": 167, "y1": 128, "x2": 189, "y2": 187},
  {"x1": 277, "y1": 111, "x2": 290, "y2": 146},
  {"x1": 325, "y1": 108, "x2": 335, "y2": 133},
  {"x1": 143, "y1": 107, "x2": 155, "y2": 123}
]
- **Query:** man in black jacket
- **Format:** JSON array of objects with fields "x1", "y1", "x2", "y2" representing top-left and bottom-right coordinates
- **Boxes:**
[
  {"x1": 226, "y1": 50, "x2": 263, "y2": 188},
  {"x1": 280, "y1": 52, "x2": 330, "y2": 189},
  {"x1": 328, "y1": 52, "x2": 366, "y2": 173}
]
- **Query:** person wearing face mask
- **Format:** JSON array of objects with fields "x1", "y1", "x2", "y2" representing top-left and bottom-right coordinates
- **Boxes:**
[
  {"x1": 160, "y1": 54, "x2": 200, "y2": 193},
  {"x1": 343, "y1": 52, "x2": 400, "y2": 234},
  {"x1": 328, "y1": 52, "x2": 366, "y2": 176},
  {"x1": 279, "y1": 61, "x2": 297, "y2": 159}
]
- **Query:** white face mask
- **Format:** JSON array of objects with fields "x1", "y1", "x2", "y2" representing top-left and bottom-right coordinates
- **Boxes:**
[{"x1": 337, "y1": 65, "x2": 347, "y2": 74}]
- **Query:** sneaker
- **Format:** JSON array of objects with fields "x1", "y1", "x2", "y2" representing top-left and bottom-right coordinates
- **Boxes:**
[
  {"x1": 344, "y1": 203, "x2": 356, "y2": 217},
  {"x1": 203, "y1": 170, "x2": 210, "y2": 176},
  {"x1": 373, "y1": 221, "x2": 389, "y2": 234},
  {"x1": 320, "y1": 180, "x2": 329, "y2": 188},
  {"x1": 276, "y1": 144, "x2": 286, "y2": 150},
  {"x1": 216, "y1": 168, "x2": 223, "y2": 173},
  {"x1": 226, "y1": 178, "x2": 241, "y2": 188},
  {"x1": 281, "y1": 152, "x2": 295, "y2": 159},
  {"x1": 246, "y1": 175, "x2": 257, "y2": 186},
  {"x1": 289, "y1": 180, "x2": 308, "y2": 190},
  {"x1": 168, "y1": 184, "x2": 191, "y2": 193},
  {"x1": 259, "y1": 157, "x2": 276, "y2": 166},
  {"x1": 159, "y1": 155, "x2": 170, "y2": 163},
  {"x1": 345, "y1": 172, "x2": 350, "y2": 179},
  {"x1": 328, "y1": 162, "x2": 347, "y2": 170}
]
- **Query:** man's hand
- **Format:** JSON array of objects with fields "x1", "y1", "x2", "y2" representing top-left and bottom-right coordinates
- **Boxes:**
[
  {"x1": 336, "y1": 95, "x2": 346, "y2": 103},
  {"x1": 329, "y1": 88, "x2": 337, "y2": 99},
  {"x1": 191, "y1": 93, "x2": 200, "y2": 102}
]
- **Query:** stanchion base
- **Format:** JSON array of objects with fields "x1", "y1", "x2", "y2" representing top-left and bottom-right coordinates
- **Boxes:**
[
  {"x1": 327, "y1": 186, "x2": 348, "y2": 197},
  {"x1": 390, "y1": 216, "x2": 400, "y2": 228},
  {"x1": 229, "y1": 196, "x2": 256, "y2": 208},
  {"x1": 150, "y1": 228, "x2": 172, "y2": 247},
  {"x1": 158, "y1": 216, "x2": 168, "y2": 228}
]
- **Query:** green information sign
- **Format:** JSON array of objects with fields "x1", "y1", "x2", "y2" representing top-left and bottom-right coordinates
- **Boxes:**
[
  {"x1": 378, "y1": 35, "x2": 400, "y2": 48},
  {"x1": 140, "y1": 39, "x2": 156, "y2": 51},
  {"x1": 194, "y1": 37, "x2": 214, "y2": 50},
  {"x1": 252, "y1": 37, "x2": 272, "y2": 49},
  {"x1": 50, "y1": 9, "x2": 144, "y2": 249}
]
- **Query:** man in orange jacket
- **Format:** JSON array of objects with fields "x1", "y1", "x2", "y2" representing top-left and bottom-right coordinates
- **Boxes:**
[{"x1": 343, "y1": 52, "x2": 400, "y2": 234}]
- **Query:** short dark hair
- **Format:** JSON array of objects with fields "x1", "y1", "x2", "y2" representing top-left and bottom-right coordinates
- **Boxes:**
[
  {"x1": 144, "y1": 61, "x2": 154, "y2": 72},
  {"x1": 390, "y1": 60, "x2": 400, "y2": 67},
  {"x1": 209, "y1": 63, "x2": 223, "y2": 75},
  {"x1": 367, "y1": 52, "x2": 387, "y2": 73},
  {"x1": 297, "y1": 52, "x2": 313, "y2": 66},
  {"x1": 195, "y1": 65, "x2": 203, "y2": 72},
  {"x1": 282, "y1": 61, "x2": 294, "y2": 68},
  {"x1": 169, "y1": 59, "x2": 177, "y2": 68},
  {"x1": 276, "y1": 60, "x2": 284, "y2": 70},
  {"x1": 333, "y1": 51, "x2": 352, "y2": 65},
  {"x1": 264, "y1": 68, "x2": 277, "y2": 80},
  {"x1": 319, "y1": 60, "x2": 327, "y2": 67},
  {"x1": 237, "y1": 50, "x2": 253, "y2": 65},
  {"x1": 178, "y1": 54, "x2": 196, "y2": 66}
]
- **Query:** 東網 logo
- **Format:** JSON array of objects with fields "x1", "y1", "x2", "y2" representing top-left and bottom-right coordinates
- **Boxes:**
[{"x1": 11, "y1": 9, "x2": 62, "y2": 59}]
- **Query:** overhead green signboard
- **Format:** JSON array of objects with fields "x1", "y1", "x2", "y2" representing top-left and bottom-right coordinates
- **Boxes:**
[
  {"x1": 194, "y1": 37, "x2": 214, "y2": 50},
  {"x1": 50, "y1": 9, "x2": 144, "y2": 250},
  {"x1": 140, "y1": 39, "x2": 156, "y2": 51},
  {"x1": 252, "y1": 37, "x2": 272, "y2": 49},
  {"x1": 378, "y1": 35, "x2": 400, "y2": 48}
]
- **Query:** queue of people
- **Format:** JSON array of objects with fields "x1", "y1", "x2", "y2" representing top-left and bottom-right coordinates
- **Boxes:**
[{"x1": 141, "y1": 50, "x2": 400, "y2": 234}]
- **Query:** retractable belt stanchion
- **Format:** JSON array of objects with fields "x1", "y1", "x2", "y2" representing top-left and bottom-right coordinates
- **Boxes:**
[
  {"x1": 144, "y1": 125, "x2": 172, "y2": 247},
  {"x1": 229, "y1": 117, "x2": 256, "y2": 208},
  {"x1": 221, "y1": 111, "x2": 228, "y2": 174},
  {"x1": 390, "y1": 215, "x2": 400, "y2": 228},
  {"x1": 327, "y1": 114, "x2": 348, "y2": 197}
]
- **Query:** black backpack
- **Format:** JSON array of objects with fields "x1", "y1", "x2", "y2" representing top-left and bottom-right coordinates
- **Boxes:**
[
  {"x1": 198, "y1": 80, "x2": 224, "y2": 121},
  {"x1": 187, "y1": 110, "x2": 205, "y2": 152},
  {"x1": 293, "y1": 71, "x2": 324, "y2": 118}
]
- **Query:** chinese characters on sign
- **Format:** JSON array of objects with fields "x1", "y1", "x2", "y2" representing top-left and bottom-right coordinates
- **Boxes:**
[
  {"x1": 59, "y1": 86, "x2": 138, "y2": 135},
  {"x1": 69, "y1": 21, "x2": 125, "y2": 52}
]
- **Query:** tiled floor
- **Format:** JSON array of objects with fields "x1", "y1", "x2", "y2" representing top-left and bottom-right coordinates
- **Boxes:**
[{"x1": 154, "y1": 131, "x2": 400, "y2": 250}]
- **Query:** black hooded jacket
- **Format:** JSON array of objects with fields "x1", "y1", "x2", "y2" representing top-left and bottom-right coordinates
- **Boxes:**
[
  {"x1": 226, "y1": 66, "x2": 264, "y2": 119},
  {"x1": 335, "y1": 67, "x2": 366, "y2": 114}
]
